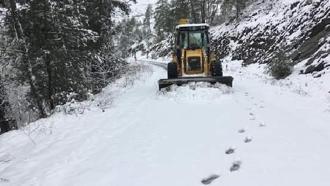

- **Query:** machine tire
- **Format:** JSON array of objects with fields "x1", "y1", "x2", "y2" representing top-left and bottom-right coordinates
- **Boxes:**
[
  {"x1": 168, "y1": 62, "x2": 178, "y2": 79},
  {"x1": 212, "y1": 61, "x2": 223, "y2": 77}
]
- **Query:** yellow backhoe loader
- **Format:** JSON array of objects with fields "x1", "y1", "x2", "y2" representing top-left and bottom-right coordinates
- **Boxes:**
[{"x1": 158, "y1": 21, "x2": 233, "y2": 90}]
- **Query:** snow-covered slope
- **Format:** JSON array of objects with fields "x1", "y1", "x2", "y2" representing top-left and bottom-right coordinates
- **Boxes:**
[
  {"x1": 1, "y1": 60, "x2": 330, "y2": 186},
  {"x1": 211, "y1": 0, "x2": 330, "y2": 77}
]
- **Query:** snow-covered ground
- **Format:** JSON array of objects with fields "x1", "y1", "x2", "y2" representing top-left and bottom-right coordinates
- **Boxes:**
[{"x1": 1, "y1": 59, "x2": 330, "y2": 186}]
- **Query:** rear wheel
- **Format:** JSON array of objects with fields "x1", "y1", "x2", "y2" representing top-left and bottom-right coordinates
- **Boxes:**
[
  {"x1": 212, "y1": 61, "x2": 223, "y2": 77},
  {"x1": 168, "y1": 62, "x2": 178, "y2": 79}
]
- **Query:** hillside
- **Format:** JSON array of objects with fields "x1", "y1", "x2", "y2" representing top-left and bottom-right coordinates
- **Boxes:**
[{"x1": 211, "y1": 0, "x2": 330, "y2": 77}]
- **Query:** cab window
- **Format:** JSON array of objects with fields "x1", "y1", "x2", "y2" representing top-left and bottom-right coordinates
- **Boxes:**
[{"x1": 178, "y1": 31, "x2": 208, "y2": 49}]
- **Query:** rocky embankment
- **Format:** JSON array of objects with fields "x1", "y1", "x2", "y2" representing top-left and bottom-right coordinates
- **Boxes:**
[{"x1": 211, "y1": 0, "x2": 330, "y2": 78}]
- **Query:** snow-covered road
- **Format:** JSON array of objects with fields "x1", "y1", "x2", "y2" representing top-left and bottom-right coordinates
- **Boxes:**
[{"x1": 1, "y1": 61, "x2": 330, "y2": 186}]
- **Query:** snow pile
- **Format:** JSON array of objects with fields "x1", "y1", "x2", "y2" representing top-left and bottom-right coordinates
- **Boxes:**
[
  {"x1": 158, "y1": 82, "x2": 233, "y2": 103},
  {"x1": 211, "y1": 0, "x2": 330, "y2": 77},
  {"x1": 54, "y1": 62, "x2": 153, "y2": 116},
  {"x1": 223, "y1": 58, "x2": 330, "y2": 102}
]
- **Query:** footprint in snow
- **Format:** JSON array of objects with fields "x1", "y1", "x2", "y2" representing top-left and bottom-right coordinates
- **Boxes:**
[
  {"x1": 225, "y1": 148, "x2": 235, "y2": 155},
  {"x1": 0, "y1": 154, "x2": 12, "y2": 164},
  {"x1": 244, "y1": 137, "x2": 253, "y2": 143},
  {"x1": 230, "y1": 161, "x2": 242, "y2": 172},
  {"x1": 238, "y1": 129, "x2": 246, "y2": 134},
  {"x1": 201, "y1": 174, "x2": 220, "y2": 185},
  {"x1": 249, "y1": 113, "x2": 256, "y2": 120},
  {"x1": 0, "y1": 178, "x2": 9, "y2": 183},
  {"x1": 259, "y1": 123, "x2": 266, "y2": 127}
]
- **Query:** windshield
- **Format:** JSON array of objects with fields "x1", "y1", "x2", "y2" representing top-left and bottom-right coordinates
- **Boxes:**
[{"x1": 179, "y1": 31, "x2": 208, "y2": 49}]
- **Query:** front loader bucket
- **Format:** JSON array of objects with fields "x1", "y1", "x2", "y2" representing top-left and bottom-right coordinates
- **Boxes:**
[{"x1": 158, "y1": 76, "x2": 234, "y2": 90}]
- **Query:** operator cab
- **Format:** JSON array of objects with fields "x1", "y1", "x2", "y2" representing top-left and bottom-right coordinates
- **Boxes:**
[
  {"x1": 175, "y1": 24, "x2": 210, "y2": 76},
  {"x1": 176, "y1": 24, "x2": 210, "y2": 50}
]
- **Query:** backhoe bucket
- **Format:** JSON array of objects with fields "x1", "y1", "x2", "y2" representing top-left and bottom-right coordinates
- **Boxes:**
[{"x1": 158, "y1": 76, "x2": 233, "y2": 90}]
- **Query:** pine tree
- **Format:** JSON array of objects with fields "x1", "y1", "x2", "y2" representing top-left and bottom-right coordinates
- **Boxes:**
[
  {"x1": 154, "y1": 0, "x2": 174, "y2": 42},
  {"x1": 12, "y1": 0, "x2": 99, "y2": 113},
  {"x1": 143, "y1": 4, "x2": 153, "y2": 58},
  {"x1": 144, "y1": 4, "x2": 153, "y2": 32},
  {"x1": 0, "y1": 79, "x2": 9, "y2": 134},
  {"x1": 117, "y1": 17, "x2": 141, "y2": 58},
  {"x1": 220, "y1": 0, "x2": 250, "y2": 22},
  {"x1": 171, "y1": 0, "x2": 190, "y2": 21},
  {"x1": 2, "y1": 0, "x2": 136, "y2": 121},
  {"x1": 204, "y1": 0, "x2": 222, "y2": 25},
  {"x1": 0, "y1": 76, "x2": 16, "y2": 134}
]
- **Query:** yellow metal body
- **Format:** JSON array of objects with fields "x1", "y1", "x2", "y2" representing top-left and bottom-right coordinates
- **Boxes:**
[
  {"x1": 178, "y1": 19, "x2": 189, "y2": 25},
  {"x1": 173, "y1": 46, "x2": 216, "y2": 78},
  {"x1": 172, "y1": 22, "x2": 216, "y2": 77}
]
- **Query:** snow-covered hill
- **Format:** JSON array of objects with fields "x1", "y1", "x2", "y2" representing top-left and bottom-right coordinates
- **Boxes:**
[
  {"x1": 1, "y1": 59, "x2": 330, "y2": 186},
  {"x1": 211, "y1": 0, "x2": 330, "y2": 77}
]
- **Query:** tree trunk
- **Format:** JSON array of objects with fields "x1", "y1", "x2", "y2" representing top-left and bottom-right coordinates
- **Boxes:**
[
  {"x1": 29, "y1": 81, "x2": 47, "y2": 118},
  {"x1": 7, "y1": 0, "x2": 48, "y2": 118},
  {"x1": 45, "y1": 55, "x2": 55, "y2": 110},
  {"x1": 207, "y1": 0, "x2": 219, "y2": 25},
  {"x1": 189, "y1": 0, "x2": 197, "y2": 23},
  {"x1": 0, "y1": 80, "x2": 9, "y2": 134},
  {"x1": 0, "y1": 77, "x2": 17, "y2": 133},
  {"x1": 8, "y1": 0, "x2": 23, "y2": 39},
  {"x1": 201, "y1": 0, "x2": 206, "y2": 23},
  {"x1": 236, "y1": 0, "x2": 240, "y2": 20}
]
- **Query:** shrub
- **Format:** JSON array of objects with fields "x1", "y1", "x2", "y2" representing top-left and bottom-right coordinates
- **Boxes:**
[{"x1": 268, "y1": 49, "x2": 293, "y2": 79}]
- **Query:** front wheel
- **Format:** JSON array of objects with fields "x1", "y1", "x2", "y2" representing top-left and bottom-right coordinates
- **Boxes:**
[
  {"x1": 168, "y1": 62, "x2": 178, "y2": 79},
  {"x1": 212, "y1": 61, "x2": 223, "y2": 77}
]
